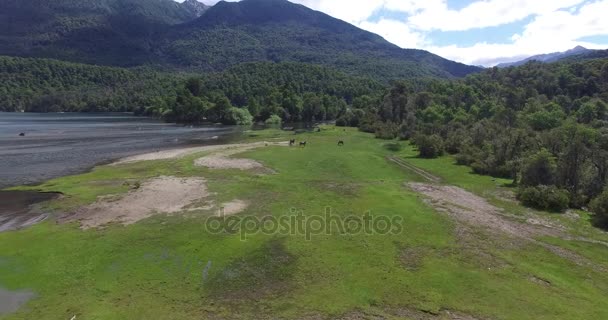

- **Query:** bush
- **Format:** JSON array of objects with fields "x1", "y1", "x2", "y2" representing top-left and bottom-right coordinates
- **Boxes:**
[
  {"x1": 335, "y1": 115, "x2": 349, "y2": 127},
  {"x1": 413, "y1": 134, "x2": 444, "y2": 159},
  {"x1": 517, "y1": 185, "x2": 570, "y2": 212},
  {"x1": 383, "y1": 142, "x2": 402, "y2": 152},
  {"x1": 265, "y1": 114, "x2": 282, "y2": 125},
  {"x1": 223, "y1": 107, "x2": 253, "y2": 125},
  {"x1": 374, "y1": 122, "x2": 398, "y2": 139},
  {"x1": 589, "y1": 189, "x2": 608, "y2": 227},
  {"x1": 520, "y1": 149, "x2": 557, "y2": 186}
]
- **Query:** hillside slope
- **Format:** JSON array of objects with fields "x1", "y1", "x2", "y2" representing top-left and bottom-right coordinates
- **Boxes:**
[{"x1": 0, "y1": 0, "x2": 481, "y2": 80}]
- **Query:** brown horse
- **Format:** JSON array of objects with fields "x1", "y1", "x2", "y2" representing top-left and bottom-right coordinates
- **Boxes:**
[{"x1": 289, "y1": 139, "x2": 296, "y2": 146}]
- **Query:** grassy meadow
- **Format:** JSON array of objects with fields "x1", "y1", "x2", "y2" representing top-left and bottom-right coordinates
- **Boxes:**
[{"x1": 1, "y1": 127, "x2": 607, "y2": 319}]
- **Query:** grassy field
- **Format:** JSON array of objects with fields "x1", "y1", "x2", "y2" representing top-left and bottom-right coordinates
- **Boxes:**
[{"x1": 1, "y1": 127, "x2": 607, "y2": 319}]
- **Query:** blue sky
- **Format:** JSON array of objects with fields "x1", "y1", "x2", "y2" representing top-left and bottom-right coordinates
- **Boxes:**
[{"x1": 181, "y1": 0, "x2": 608, "y2": 66}]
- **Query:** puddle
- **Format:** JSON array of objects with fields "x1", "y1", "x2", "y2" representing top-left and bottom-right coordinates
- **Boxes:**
[
  {"x1": 0, "y1": 287, "x2": 36, "y2": 315},
  {"x1": 0, "y1": 191, "x2": 60, "y2": 232}
]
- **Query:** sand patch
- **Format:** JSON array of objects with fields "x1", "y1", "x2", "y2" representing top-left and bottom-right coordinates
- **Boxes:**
[
  {"x1": 114, "y1": 141, "x2": 287, "y2": 165},
  {"x1": 196, "y1": 157, "x2": 263, "y2": 170},
  {"x1": 218, "y1": 199, "x2": 249, "y2": 216},
  {"x1": 64, "y1": 176, "x2": 208, "y2": 229},
  {"x1": 194, "y1": 141, "x2": 288, "y2": 171},
  {"x1": 0, "y1": 288, "x2": 35, "y2": 316}
]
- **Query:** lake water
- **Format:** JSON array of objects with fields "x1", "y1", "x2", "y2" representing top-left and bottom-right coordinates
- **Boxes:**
[{"x1": 0, "y1": 113, "x2": 242, "y2": 188}]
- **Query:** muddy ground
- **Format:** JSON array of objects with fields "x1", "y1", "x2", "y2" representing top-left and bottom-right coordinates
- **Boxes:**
[{"x1": 0, "y1": 191, "x2": 60, "y2": 232}]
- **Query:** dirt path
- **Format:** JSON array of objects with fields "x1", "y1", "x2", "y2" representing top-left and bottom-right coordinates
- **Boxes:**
[
  {"x1": 63, "y1": 176, "x2": 209, "y2": 229},
  {"x1": 388, "y1": 156, "x2": 605, "y2": 271},
  {"x1": 409, "y1": 182, "x2": 605, "y2": 271},
  {"x1": 408, "y1": 183, "x2": 561, "y2": 239},
  {"x1": 387, "y1": 156, "x2": 441, "y2": 183}
]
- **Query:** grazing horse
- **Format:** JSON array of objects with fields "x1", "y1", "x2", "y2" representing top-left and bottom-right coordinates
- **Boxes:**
[
  {"x1": 289, "y1": 139, "x2": 296, "y2": 146},
  {"x1": 299, "y1": 141, "x2": 307, "y2": 148},
  {"x1": 338, "y1": 140, "x2": 344, "y2": 146}
]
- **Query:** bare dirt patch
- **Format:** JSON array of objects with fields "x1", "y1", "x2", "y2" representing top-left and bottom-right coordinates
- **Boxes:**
[
  {"x1": 408, "y1": 183, "x2": 559, "y2": 239},
  {"x1": 63, "y1": 176, "x2": 208, "y2": 229},
  {"x1": 194, "y1": 141, "x2": 288, "y2": 171},
  {"x1": 218, "y1": 199, "x2": 249, "y2": 216},
  {"x1": 114, "y1": 141, "x2": 287, "y2": 165},
  {"x1": 196, "y1": 157, "x2": 264, "y2": 170},
  {"x1": 408, "y1": 182, "x2": 605, "y2": 271},
  {"x1": 0, "y1": 288, "x2": 35, "y2": 316}
]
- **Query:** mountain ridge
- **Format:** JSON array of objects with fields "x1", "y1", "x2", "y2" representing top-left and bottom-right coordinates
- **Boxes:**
[
  {"x1": 0, "y1": 0, "x2": 481, "y2": 80},
  {"x1": 497, "y1": 46, "x2": 595, "y2": 68}
]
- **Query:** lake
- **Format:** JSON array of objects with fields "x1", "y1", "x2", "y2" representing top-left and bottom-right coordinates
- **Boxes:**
[{"x1": 0, "y1": 113, "x2": 242, "y2": 188}]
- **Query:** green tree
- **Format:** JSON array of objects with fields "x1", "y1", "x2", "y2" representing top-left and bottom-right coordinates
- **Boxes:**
[{"x1": 520, "y1": 149, "x2": 557, "y2": 187}]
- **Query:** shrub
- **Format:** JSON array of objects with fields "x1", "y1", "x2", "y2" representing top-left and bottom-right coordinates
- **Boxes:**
[
  {"x1": 265, "y1": 114, "x2": 282, "y2": 125},
  {"x1": 413, "y1": 134, "x2": 444, "y2": 159},
  {"x1": 589, "y1": 189, "x2": 608, "y2": 227},
  {"x1": 335, "y1": 116, "x2": 348, "y2": 127},
  {"x1": 374, "y1": 122, "x2": 398, "y2": 139},
  {"x1": 520, "y1": 149, "x2": 557, "y2": 186},
  {"x1": 517, "y1": 185, "x2": 570, "y2": 212},
  {"x1": 223, "y1": 107, "x2": 253, "y2": 125},
  {"x1": 383, "y1": 142, "x2": 402, "y2": 152}
]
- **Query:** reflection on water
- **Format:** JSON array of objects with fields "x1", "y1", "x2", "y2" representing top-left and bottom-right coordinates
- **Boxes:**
[{"x1": 0, "y1": 113, "x2": 242, "y2": 188}]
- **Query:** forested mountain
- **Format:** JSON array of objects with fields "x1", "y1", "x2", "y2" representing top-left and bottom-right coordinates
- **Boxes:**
[
  {"x1": 351, "y1": 58, "x2": 608, "y2": 221},
  {"x1": 0, "y1": 0, "x2": 206, "y2": 66},
  {"x1": 161, "y1": 0, "x2": 480, "y2": 79},
  {"x1": 0, "y1": 0, "x2": 480, "y2": 80}
]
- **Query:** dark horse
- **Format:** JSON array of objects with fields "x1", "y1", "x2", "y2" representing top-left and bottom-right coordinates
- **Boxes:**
[
  {"x1": 289, "y1": 139, "x2": 296, "y2": 146},
  {"x1": 299, "y1": 141, "x2": 307, "y2": 148},
  {"x1": 19, "y1": 133, "x2": 25, "y2": 137},
  {"x1": 338, "y1": 141, "x2": 344, "y2": 146}
]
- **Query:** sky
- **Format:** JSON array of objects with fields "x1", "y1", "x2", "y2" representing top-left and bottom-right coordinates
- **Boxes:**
[{"x1": 177, "y1": 0, "x2": 608, "y2": 66}]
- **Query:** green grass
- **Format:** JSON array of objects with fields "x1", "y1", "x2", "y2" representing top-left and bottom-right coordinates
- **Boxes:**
[{"x1": 1, "y1": 127, "x2": 608, "y2": 319}]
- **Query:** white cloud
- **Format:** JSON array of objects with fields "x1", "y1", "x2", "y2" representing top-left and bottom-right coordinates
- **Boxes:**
[
  {"x1": 407, "y1": 0, "x2": 586, "y2": 31},
  {"x1": 425, "y1": 0, "x2": 608, "y2": 65},
  {"x1": 359, "y1": 19, "x2": 427, "y2": 48},
  {"x1": 178, "y1": 0, "x2": 608, "y2": 67}
]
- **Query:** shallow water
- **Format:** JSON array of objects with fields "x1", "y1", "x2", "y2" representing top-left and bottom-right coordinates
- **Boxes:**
[
  {"x1": 0, "y1": 113, "x2": 241, "y2": 188},
  {"x1": 0, "y1": 191, "x2": 61, "y2": 232},
  {"x1": 0, "y1": 287, "x2": 35, "y2": 316}
]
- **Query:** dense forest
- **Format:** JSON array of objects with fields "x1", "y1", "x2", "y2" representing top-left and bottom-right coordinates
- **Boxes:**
[
  {"x1": 352, "y1": 58, "x2": 608, "y2": 224},
  {"x1": 143, "y1": 62, "x2": 384, "y2": 124},
  {"x1": 0, "y1": 56, "x2": 185, "y2": 112},
  {"x1": 0, "y1": 56, "x2": 383, "y2": 125}
]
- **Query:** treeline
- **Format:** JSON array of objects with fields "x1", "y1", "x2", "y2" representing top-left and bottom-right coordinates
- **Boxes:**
[
  {"x1": 0, "y1": 57, "x2": 384, "y2": 125},
  {"x1": 143, "y1": 62, "x2": 384, "y2": 124},
  {"x1": 355, "y1": 59, "x2": 608, "y2": 224},
  {"x1": 0, "y1": 56, "x2": 185, "y2": 112}
]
